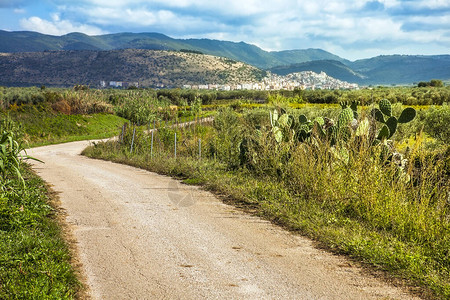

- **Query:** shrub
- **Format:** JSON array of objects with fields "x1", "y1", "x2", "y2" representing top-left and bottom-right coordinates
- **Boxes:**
[{"x1": 423, "y1": 105, "x2": 450, "y2": 144}]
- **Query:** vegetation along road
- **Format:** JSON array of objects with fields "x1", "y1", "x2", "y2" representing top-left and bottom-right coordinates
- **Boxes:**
[{"x1": 27, "y1": 140, "x2": 420, "y2": 299}]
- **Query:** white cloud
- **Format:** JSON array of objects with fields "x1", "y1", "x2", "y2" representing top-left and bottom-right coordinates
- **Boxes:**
[
  {"x1": 9, "y1": 0, "x2": 448, "y2": 60},
  {"x1": 19, "y1": 14, "x2": 106, "y2": 36}
]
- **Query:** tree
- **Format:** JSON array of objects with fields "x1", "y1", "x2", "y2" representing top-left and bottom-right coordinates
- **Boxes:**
[
  {"x1": 430, "y1": 79, "x2": 444, "y2": 87},
  {"x1": 417, "y1": 79, "x2": 444, "y2": 87}
]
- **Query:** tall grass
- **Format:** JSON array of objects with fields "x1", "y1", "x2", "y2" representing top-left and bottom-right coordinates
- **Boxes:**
[
  {"x1": 84, "y1": 104, "x2": 450, "y2": 298},
  {"x1": 0, "y1": 119, "x2": 80, "y2": 298}
]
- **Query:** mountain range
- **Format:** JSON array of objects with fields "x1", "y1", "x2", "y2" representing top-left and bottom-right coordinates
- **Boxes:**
[
  {"x1": 0, "y1": 30, "x2": 449, "y2": 86},
  {"x1": 0, "y1": 49, "x2": 264, "y2": 88}
]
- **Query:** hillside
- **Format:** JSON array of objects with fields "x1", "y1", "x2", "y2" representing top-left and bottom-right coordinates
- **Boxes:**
[
  {"x1": 0, "y1": 30, "x2": 346, "y2": 69},
  {"x1": 347, "y1": 55, "x2": 450, "y2": 85},
  {"x1": 269, "y1": 60, "x2": 365, "y2": 84},
  {"x1": 270, "y1": 56, "x2": 450, "y2": 85},
  {"x1": 0, "y1": 49, "x2": 265, "y2": 88}
]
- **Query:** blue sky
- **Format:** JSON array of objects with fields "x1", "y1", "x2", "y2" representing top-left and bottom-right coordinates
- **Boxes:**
[{"x1": 0, "y1": 0, "x2": 449, "y2": 61}]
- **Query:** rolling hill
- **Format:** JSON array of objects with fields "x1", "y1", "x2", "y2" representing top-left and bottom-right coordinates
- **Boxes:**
[
  {"x1": 269, "y1": 60, "x2": 366, "y2": 83},
  {"x1": 269, "y1": 56, "x2": 450, "y2": 85},
  {"x1": 347, "y1": 55, "x2": 450, "y2": 85},
  {"x1": 0, "y1": 49, "x2": 265, "y2": 88}
]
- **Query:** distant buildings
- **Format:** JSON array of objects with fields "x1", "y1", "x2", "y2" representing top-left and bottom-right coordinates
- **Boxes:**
[
  {"x1": 100, "y1": 71, "x2": 358, "y2": 91},
  {"x1": 181, "y1": 71, "x2": 359, "y2": 91},
  {"x1": 100, "y1": 80, "x2": 139, "y2": 88}
]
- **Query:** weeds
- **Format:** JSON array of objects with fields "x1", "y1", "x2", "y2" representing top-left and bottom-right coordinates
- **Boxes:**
[
  {"x1": 0, "y1": 119, "x2": 80, "y2": 299},
  {"x1": 84, "y1": 103, "x2": 450, "y2": 299}
]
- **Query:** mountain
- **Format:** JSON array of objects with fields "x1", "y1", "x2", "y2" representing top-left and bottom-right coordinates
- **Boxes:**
[
  {"x1": 0, "y1": 30, "x2": 449, "y2": 85},
  {"x1": 347, "y1": 55, "x2": 450, "y2": 85},
  {"x1": 0, "y1": 49, "x2": 265, "y2": 87},
  {"x1": 271, "y1": 49, "x2": 350, "y2": 65},
  {"x1": 0, "y1": 30, "x2": 345, "y2": 69},
  {"x1": 270, "y1": 55, "x2": 450, "y2": 85},
  {"x1": 269, "y1": 60, "x2": 366, "y2": 83}
]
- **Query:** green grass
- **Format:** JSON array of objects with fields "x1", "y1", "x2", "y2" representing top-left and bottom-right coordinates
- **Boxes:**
[
  {"x1": 3, "y1": 105, "x2": 127, "y2": 147},
  {"x1": 82, "y1": 112, "x2": 449, "y2": 299},
  {"x1": 83, "y1": 143, "x2": 449, "y2": 299},
  {"x1": 0, "y1": 166, "x2": 81, "y2": 299},
  {"x1": 0, "y1": 104, "x2": 126, "y2": 298}
]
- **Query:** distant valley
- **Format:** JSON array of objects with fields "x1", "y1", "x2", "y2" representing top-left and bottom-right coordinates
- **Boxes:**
[{"x1": 0, "y1": 30, "x2": 449, "y2": 86}]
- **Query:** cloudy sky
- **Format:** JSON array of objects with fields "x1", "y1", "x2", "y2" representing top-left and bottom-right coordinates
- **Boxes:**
[{"x1": 0, "y1": 0, "x2": 449, "y2": 61}]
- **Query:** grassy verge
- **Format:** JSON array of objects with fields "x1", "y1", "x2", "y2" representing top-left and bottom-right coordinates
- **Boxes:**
[
  {"x1": 3, "y1": 106, "x2": 127, "y2": 147},
  {"x1": 0, "y1": 165, "x2": 81, "y2": 299},
  {"x1": 83, "y1": 137, "x2": 449, "y2": 300}
]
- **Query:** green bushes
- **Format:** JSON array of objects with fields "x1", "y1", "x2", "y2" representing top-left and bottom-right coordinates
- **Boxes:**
[
  {"x1": 423, "y1": 104, "x2": 450, "y2": 144},
  {"x1": 115, "y1": 95, "x2": 163, "y2": 125}
]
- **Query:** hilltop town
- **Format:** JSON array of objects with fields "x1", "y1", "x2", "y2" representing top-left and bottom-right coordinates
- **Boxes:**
[{"x1": 181, "y1": 71, "x2": 359, "y2": 91}]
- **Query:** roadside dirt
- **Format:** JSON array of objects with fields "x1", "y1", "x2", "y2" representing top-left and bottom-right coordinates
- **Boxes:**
[{"x1": 28, "y1": 140, "x2": 421, "y2": 300}]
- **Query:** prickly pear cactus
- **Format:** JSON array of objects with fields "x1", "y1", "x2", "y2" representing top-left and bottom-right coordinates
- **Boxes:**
[
  {"x1": 340, "y1": 101, "x2": 359, "y2": 118},
  {"x1": 337, "y1": 107, "x2": 354, "y2": 129},
  {"x1": 273, "y1": 126, "x2": 283, "y2": 143},
  {"x1": 270, "y1": 109, "x2": 278, "y2": 127},
  {"x1": 379, "y1": 99, "x2": 392, "y2": 117},
  {"x1": 327, "y1": 125, "x2": 338, "y2": 145},
  {"x1": 372, "y1": 108, "x2": 385, "y2": 123},
  {"x1": 377, "y1": 125, "x2": 390, "y2": 140},
  {"x1": 350, "y1": 101, "x2": 359, "y2": 112},
  {"x1": 385, "y1": 116, "x2": 398, "y2": 138},
  {"x1": 299, "y1": 114, "x2": 308, "y2": 124},
  {"x1": 278, "y1": 114, "x2": 292, "y2": 129},
  {"x1": 313, "y1": 116, "x2": 325, "y2": 127},
  {"x1": 398, "y1": 107, "x2": 416, "y2": 123},
  {"x1": 314, "y1": 120, "x2": 326, "y2": 139},
  {"x1": 370, "y1": 99, "x2": 416, "y2": 141}
]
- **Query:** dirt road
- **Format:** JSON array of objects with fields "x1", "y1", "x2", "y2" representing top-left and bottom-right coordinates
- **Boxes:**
[{"x1": 28, "y1": 141, "x2": 420, "y2": 299}]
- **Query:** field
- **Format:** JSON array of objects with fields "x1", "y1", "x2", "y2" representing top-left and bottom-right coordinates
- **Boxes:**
[{"x1": 1, "y1": 85, "x2": 449, "y2": 299}]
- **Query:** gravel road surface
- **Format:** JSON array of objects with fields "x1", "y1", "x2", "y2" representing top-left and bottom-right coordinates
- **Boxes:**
[{"x1": 28, "y1": 141, "x2": 420, "y2": 300}]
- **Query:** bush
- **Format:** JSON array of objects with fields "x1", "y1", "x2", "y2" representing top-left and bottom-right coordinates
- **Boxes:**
[{"x1": 423, "y1": 105, "x2": 450, "y2": 144}]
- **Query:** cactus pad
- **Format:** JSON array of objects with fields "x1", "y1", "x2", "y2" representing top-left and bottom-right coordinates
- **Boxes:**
[
  {"x1": 350, "y1": 101, "x2": 359, "y2": 112},
  {"x1": 272, "y1": 126, "x2": 283, "y2": 143},
  {"x1": 314, "y1": 121, "x2": 326, "y2": 138},
  {"x1": 385, "y1": 116, "x2": 398, "y2": 138},
  {"x1": 371, "y1": 108, "x2": 385, "y2": 123},
  {"x1": 377, "y1": 125, "x2": 390, "y2": 140},
  {"x1": 398, "y1": 107, "x2": 416, "y2": 123},
  {"x1": 379, "y1": 99, "x2": 392, "y2": 117},
  {"x1": 278, "y1": 114, "x2": 292, "y2": 129},
  {"x1": 337, "y1": 107, "x2": 354, "y2": 129},
  {"x1": 313, "y1": 116, "x2": 325, "y2": 126},
  {"x1": 299, "y1": 114, "x2": 308, "y2": 124},
  {"x1": 270, "y1": 109, "x2": 278, "y2": 127}
]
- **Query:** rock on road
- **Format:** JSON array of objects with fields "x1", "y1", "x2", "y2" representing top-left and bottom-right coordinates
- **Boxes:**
[{"x1": 28, "y1": 141, "x2": 419, "y2": 300}]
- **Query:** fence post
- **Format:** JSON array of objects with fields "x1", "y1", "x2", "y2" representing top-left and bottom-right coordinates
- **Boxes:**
[
  {"x1": 198, "y1": 138, "x2": 201, "y2": 160},
  {"x1": 120, "y1": 123, "x2": 127, "y2": 143},
  {"x1": 150, "y1": 130, "x2": 154, "y2": 159},
  {"x1": 130, "y1": 126, "x2": 136, "y2": 153},
  {"x1": 174, "y1": 132, "x2": 177, "y2": 159}
]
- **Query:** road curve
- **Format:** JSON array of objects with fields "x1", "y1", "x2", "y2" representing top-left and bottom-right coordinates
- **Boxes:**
[{"x1": 28, "y1": 141, "x2": 419, "y2": 300}]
